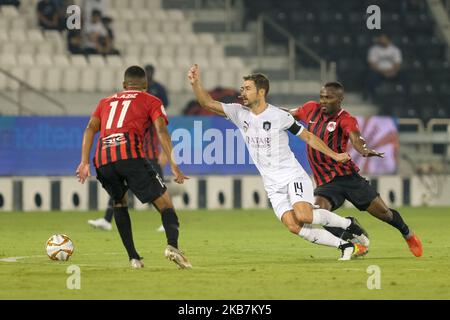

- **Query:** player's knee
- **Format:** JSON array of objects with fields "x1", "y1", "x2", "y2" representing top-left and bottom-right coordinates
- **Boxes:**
[
  {"x1": 286, "y1": 222, "x2": 301, "y2": 234},
  {"x1": 113, "y1": 198, "x2": 127, "y2": 207}
]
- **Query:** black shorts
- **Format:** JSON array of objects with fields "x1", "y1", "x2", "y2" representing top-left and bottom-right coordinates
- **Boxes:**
[
  {"x1": 314, "y1": 173, "x2": 379, "y2": 211},
  {"x1": 146, "y1": 158, "x2": 165, "y2": 181},
  {"x1": 96, "y1": 158, "x2": 167, "y2": 204}
]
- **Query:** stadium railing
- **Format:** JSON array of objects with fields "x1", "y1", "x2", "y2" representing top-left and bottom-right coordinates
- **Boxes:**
[
  {"x1": 255, "y1": 13, "x2": 336, "y2": 84},
  {"x1": 0, "y1": 67, "x2": 67, "y2": 115}
]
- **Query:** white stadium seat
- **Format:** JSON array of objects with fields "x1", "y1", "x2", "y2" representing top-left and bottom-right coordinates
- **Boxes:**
[
  {"x1": 9, "y1": 30, "x2": 27, "y2": 43},
  {"x1": 152, "y1": 10, "x2": 168, "y2": 21},
  {"x1": 98, "y1": 68, "x2": 116, "y2": 92},
  {"x1": 132, "y1": 32, "x2": 150, "y2": 44},
  {"x1": 166, "y1": 10, "x2": 184, "y2": 21},
  {"x1": 198, "y1": 34, "x2": 216, "y2": 45},
  {"x1": 160, "y1": 21, "x2": 177, "y2": 34},
  {"x1": 106, "y1": 55, "x2": 124, "y2": 68},
  {"x1": 0, "y1": 53, "x2": 17, "y2": 68},
  {"x1": 159, "y1": 56, "x2": 175, "y2": 68},
  {"x1": 27, "y1": 29, "x2": 44, "y2": 43},
  {"x1": 128, "y1": 20, "x2": 145, "y2": 34},
  {"x1": 203, "y1": 69, "x2": 220, "y2": 90},
  {"x1": 11, "y1": 19, "x2": 27, "y2": 30},
  {"x1": 36, "y1": 54, "x2": 53, "y2": 67},
  {"x1": 1, "y1": 43, "x2": 16, "y2": 55},
  {"x1": 36, "y1": 42, "x2": 54, "y2": 55},
  {"x1": 8, "y1": 67, "x2": 26, "y2": 90},
  {"x1": 130, "y1": 0, "x2": 146, "y2": 11},
  {"x1": 27, "y1": 67, "x2": 44, "y2": 90},
  {"x1": 123, "y1": 55, "x2": 141, "y2": 67},
  {"x1": 0, "y1": 72, "x2": 6, "y2": 90},
  {"x1": 62, "y1": 68, "x2": 80, "y2": 92},
  {"x1": 0, "y1": 19, "x2": 9, "y2": 31},
  {"x1": 159, "y1": 45, "x2": 176, "y2": 58},
  {"x1": 177, "y1": 21, "x2": 193, "y2": 34},
  {"x1": 71, "y1": 55, "x2": 88, "y2": 67},
  {"x1": 80, "y1": 68, "x2": 97, "y2": 92},
  {"x1": 145, "y1": 21, "x2": 160, "y2": 33},
  {"x1": 192, "y1": 46, "x2": 209, "y2": 60},
  {"x1": 0, "y1": 30, "x2": 8, "y2": 42},
  {"x1": 219, "y1": 69, "x2": 236, "y2": 89},
  {"x1": 167, "y1": 69, "x2": 185, "y2": 93},
  {"x1": 1, "y1": 5, "x2": 19, "y2": 17},
  {"x1": 45, "y1": 67, "x2": 63, "y2": 91},
  {"x1": 89, "y1": 55, "x2": 106, "y2": 67},
  {"x1": 54, "y1": 54, "x2": 70, "y2": 67},
  {"x1": 141, "y1": 45, "x2": 158, "y2": 59},
  {"x1": 166, "y1": 34, "x2": 183, "y2": 44},
  {"x1": 19, "y1": 43, "x2": 36, "y2": 55}
]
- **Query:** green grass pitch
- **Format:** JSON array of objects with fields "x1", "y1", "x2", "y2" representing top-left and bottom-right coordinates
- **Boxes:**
[{"x1": 1, "y1": 207, "x2": 449, "y2": 299}]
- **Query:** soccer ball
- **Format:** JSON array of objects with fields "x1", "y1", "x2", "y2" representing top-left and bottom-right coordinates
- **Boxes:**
[{"x1": 46, "y1": 234, "x2": 74, "y2": 261}]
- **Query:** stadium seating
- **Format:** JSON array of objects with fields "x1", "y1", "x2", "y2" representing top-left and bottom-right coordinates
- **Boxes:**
[
  {"x1": 242, "y1": 0, "x2": 450, "y2": 121},
  {"x1": 0, "y1": 0, "x2": 242, "y2": 99}
]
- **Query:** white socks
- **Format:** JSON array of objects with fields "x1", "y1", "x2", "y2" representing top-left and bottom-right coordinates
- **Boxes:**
[
  {"x1": 299, "y1": 224, "x2": 347, "y2": 248},
  {"x1": 312, "y1": 208, "x2": 351, "y2": 229}
]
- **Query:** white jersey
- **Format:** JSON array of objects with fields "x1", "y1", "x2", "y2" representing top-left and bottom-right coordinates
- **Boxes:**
[{"x1": 222, "y1": 103, "x2": 308, "y2": 187}]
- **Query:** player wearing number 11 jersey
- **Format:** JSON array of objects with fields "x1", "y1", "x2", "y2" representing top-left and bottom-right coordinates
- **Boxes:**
[{"x1": 76, "y1": 66, "x2": 191, "y2": 269}]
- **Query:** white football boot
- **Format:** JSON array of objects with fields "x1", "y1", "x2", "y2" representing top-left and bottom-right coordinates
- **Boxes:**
[{"x1": 87, "y1": 218, "x2": 112, "y2": 231}]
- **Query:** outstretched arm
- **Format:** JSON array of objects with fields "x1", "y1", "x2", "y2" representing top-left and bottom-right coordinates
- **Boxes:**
[
  {"x1": 349, "y1": 131, "x2": 384, "y2": 158},
  {"x1": 188, "y1": 64, "x2": 226, "y2": 117},
  {"x1": 154, "y1": 116, "x2": 188, "y2": 184},
  {"x1": 299, "y1": 129, "x2": 351, "y2": 163},
  {"x1": 76, "y1": 117, "x2": 100, "y2": 184}
]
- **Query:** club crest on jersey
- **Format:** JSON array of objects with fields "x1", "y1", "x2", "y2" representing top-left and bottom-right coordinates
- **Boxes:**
[
  {"x1": 327, "y1": 122, "x2": 337, "y2": 132},
  {"x1": 263, "y1": 121, "x2": 271, "y2": 131}
]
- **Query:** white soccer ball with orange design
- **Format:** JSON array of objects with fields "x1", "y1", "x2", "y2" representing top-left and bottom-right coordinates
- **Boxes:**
[{"x1": 46, "y1": 234, "x2": 74, "y2": 261}]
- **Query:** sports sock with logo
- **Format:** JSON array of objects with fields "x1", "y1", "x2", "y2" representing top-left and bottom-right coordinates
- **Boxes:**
[
  {"x1": 312, "y1": 208, "x2": 351, "y2": 229},
  {"x1": 299, "y1": 224, "x2": 347, "y2": 248}
]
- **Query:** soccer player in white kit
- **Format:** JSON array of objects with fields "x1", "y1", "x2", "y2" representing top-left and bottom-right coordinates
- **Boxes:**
[{"x1": 188, "y1": 64, "x2": 369, "y2": 260}]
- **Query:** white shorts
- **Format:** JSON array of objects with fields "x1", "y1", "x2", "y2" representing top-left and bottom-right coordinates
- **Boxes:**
[{"x1": 266, "y1": 175, "x2": 315, "y2": 220}]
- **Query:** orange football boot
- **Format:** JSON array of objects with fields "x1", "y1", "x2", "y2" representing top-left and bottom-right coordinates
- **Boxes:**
[{"x1": 406, "y1": 233, "x2": 423, "y2": 257}]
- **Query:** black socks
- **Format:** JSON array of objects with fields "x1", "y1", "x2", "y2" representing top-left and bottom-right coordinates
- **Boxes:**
[
  {"x1": 104, "y1": 198, "x2": 114, "y2": 222},
  {"x1": 161, "y1": 208, "x2": 179, "y2": 249},
  {"x1": 387, "y1": 208, "x2": 411, "y2": 238},
  {"x1": 113, "y1": 207, "x2": 140, "y2": 260}
]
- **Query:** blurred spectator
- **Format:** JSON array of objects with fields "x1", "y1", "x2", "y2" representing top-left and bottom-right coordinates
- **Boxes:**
[
  {"x1": 144, "y1": 64, "x2": 169, "y2": 108},
  {"x1": 83, "y1": 9, "x2": 109, "y2": 54},
  {"x1": 54, "y1": 0, "x2": 70, "y2": 30},
  {"x1": 82, "y1": 0, "x2": 108, "y2": 28},
  {"x1": 0, "y1": 0, "x2": 20, "y2": 7},
  {"x1": 102, "y1": 16, "x2": 120, "y2": 55},
  {"x1": 67, "y1": 29, "x2": 84, "y2": 54},
  {"x1": 183, "y1": 86, "x2": 240, "y2": 115},
  {"x1": 364, "y1": 34, "x2": 407, "y2": 101},
  {"x1": 37, "y1": 0, "x2": 63, "y2": 31}
]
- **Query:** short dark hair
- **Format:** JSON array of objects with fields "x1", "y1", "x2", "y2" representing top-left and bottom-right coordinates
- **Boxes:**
[
  {"x1": 144, "y1": 64, "x2": 155, "y2": 73},
  {"x1": 243, "y1": 73, "x2": 270, "y2": 96},
  {"x1": 124, "y1": 65, "x2": 146, "y2": 80},
  {"x1": 324, "y1": 81, "x2": 344, "y2": 92}
]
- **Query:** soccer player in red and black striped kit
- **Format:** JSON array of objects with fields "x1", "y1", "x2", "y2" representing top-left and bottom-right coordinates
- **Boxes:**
[
  {"x1": 87, "y1": 123, "x2": 166, "y2": 231},
  {"x1": 76, "y1": 66, "x2": 192, "y2": 268},
  {"x1": 290, "y1": 82, "x2": 423, "y2": 257}
]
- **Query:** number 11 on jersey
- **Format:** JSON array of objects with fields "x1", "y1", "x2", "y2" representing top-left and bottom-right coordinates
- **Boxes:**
[{"x1": 106, "y1": 100, "x2": 131, "y2": 129}]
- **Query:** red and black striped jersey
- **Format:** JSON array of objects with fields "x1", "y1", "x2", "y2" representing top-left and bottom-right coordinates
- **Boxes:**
[
  {"x1": 92, "y1": 90, "x2": 168, "y2": 168},
  {"x1": 143, "y1": 124, "x2": 160, "y2": 160},
  {"x1": 294, "y1": 101, "x2": 360, "y2": 186}
]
